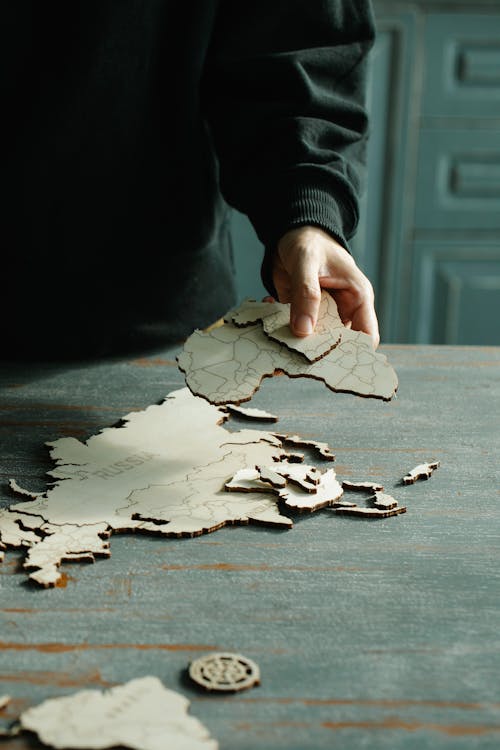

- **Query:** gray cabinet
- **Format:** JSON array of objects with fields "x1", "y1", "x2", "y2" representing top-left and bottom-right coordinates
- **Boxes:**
[
  {"x1": 412, "y1": 9, "x2": 500, "y2": 345},
  {"x1": 231, "y1": 0, "x2": 500, "y2": 344},
  {"x1": 358, "y1": 2, "x2": 500, "y2": 344}
]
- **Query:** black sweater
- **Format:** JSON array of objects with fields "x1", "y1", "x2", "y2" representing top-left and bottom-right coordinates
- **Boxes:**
[{"x1": 2, "y1": 1, "x2": 375, "y2": 356}]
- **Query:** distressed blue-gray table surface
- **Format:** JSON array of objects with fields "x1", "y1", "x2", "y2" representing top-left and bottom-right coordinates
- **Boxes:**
[{"x1": 0, "y1": 345, "x2": 499, "y2": 749}]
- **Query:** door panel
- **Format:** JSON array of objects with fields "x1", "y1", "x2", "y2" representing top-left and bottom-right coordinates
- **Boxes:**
[
  {"x1": 410, "y1": 241, "x2": 500, "y2": 344},
  {"x1": 415, "y1": 129, "x2": 500, "y2": 230},
  {"x1": 422, "y1": 14, "x2": 500, "y2": 119}
]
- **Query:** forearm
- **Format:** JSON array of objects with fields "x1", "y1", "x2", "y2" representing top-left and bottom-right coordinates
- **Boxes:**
[{"x1": 202, "y1": 0, "x2": 376, "y2": 255}]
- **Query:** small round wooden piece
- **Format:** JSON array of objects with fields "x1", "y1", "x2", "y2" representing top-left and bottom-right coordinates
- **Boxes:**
[{"x1": 189, "y1": 652, "x2": 260, "y2": 692}]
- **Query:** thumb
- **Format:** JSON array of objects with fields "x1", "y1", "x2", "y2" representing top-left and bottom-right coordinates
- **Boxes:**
[{"x1": 289, "y1": 257, "x2": 322, "y2": 337}]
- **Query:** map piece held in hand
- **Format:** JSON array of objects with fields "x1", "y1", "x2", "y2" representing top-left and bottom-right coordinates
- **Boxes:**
[
  {"x1": 229, "y1": 293, "x2": 344, "y2": 362},
  {"x1": 177, "y1": 293, "x2": 398, "y2": 405}
]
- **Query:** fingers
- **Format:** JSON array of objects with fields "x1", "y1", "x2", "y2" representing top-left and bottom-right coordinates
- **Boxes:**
[
  {"x1": 351, "y1": 300, "x2": 380, "y2": 349},
  {"x1": 347, "y1": 277, "x2": 379, "y2": 349},
  {"x1": 288, "y1": 254, "x2": 322, "y2": 337},
  {"x1": 325, "y1": 274, "x2": 379, "y2": 349},
  {"x1": 272, "y1": 226, "x2": 380, "y2": 345}
]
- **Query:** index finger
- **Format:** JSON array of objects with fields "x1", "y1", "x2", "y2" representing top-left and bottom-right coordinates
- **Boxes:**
[
  {"x1": 289, "y1": 257, "x2": 322, "y2": 337},
  {"x1": 351, "y1": 301, "x2": 380, "y2": 349}
]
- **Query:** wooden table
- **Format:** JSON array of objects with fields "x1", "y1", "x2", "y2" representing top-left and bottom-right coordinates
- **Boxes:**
[{"x1": 1, "y1": 346, "x2": 499, "y2": 749}]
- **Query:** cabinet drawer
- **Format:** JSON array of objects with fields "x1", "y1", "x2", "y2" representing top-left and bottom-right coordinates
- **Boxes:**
[
  {"x1": 415, "y1": 129, "x2": 500, "y2": 230},
  {"x1": 422, "y1": 14, "x2": 500, "y2": 119},
  {"x1": 409, "y1": 240, "x2": 500, "y2": 345}
]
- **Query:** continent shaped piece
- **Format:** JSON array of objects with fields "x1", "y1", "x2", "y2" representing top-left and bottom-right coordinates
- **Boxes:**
[
  {"x1": 4, "y1": 388, "x2": 295, "y2": 586},
  {"x1": 177, "y1": 320, "x2": 398, "y2": 405},
  {"x1": 228, "y1": 293, "x2": 343, "y2": 362},
  {"x1": 19, "y1": 676, "x2": 218, "y2": 750}
]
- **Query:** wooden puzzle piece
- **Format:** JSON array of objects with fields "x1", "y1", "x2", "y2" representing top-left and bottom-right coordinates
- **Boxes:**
[
  {"x1": 227, "y1": 299, "x2": 284, "y2": 328},
  {"x1": 189, "y1": 653, "x2": 260, "y2": 693},
  {"x1": 372, "y1": 491, "x2": 398, "y2": 510},
  {"x1": 228, "y1": 294, "x2": 344, "y2": 362},
  {"x1": 275, "y1": 434, "x2": 335, "y2": 461},
  {"x1": 226, "y1": 462, "x2": 406, "y2": 518},
  {"x1": 274, "y1": 451, "x2": 304, "y2": 463},
  {"x1": 278, "y1": 469, "x2": 344, "y2": 512},
  {"x1": 0, "y1": 508, "x2": 43, "y2": 565},
  {"x1": 8, "y1": 479, "x2": 42, "y2": 498},
  {"x1": 403, "y1": 461, "x2": 440, "y2": 484},
  {"x1": 23, "y1": 522, "x2": 111, "y2": 588},
  {"x1": 226, "y1": 465, "x2": 344, "y2": 513},
  {"x1": 335, "y1": 486, "x2": 404, "y2": 517},
  {"x1": 3, "y1": 389, "x2": 302, "y2": 586},
  {"x1": 306, "y1": 468, "x2": 322, "y2": 485},
  {"x1": 267, "y1": 462, "x2": 319, "y2": 493},
  {"x1": 335, "y1": 504, "x2": 406, "y2": 518},
  {"x1": 342, "y1": 480, "x2": 384, "y2": 492},
  {"x1": 226, "y1": 404, "x2": 278, "y2": 422},
  {"x1": 19, "y1": 676, "x2": 218, "y2": 750},
  {"x1": 224, "y1": 467, "x2": 269, "y2": 493},
  {"x1": 262, "y1": 294, "x2": 343, "y2": 361},
  {"x1": 255, "y1": 466, "x2": 287, "y2": 488},
  {"x1": 3, "y1": 381, "x2": 407, "y2": 587},
  {"x1": 178, "y1": 298, "x2": 398, "y2": 404}
]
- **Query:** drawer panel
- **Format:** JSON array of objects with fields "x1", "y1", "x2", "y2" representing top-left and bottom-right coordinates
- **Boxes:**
[
  {"x1": 415, "y1": 129, "x2": 500, "y2": 230},
  {"x1": 422, "y1": 14, "x2": 500, "y2": 118},
  {"x1": 409, "y1": 241, "x2": 500, "y2": 344}
]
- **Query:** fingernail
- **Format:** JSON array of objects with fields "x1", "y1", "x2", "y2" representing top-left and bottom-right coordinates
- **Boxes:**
[{"x1": 293, "y1": 314, "x2": 313, "y2": 335}]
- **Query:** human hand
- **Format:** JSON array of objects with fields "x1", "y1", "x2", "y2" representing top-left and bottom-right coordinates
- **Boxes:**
[{"x1": 272, "y1": 226, "x2": 380, "y2": 348}]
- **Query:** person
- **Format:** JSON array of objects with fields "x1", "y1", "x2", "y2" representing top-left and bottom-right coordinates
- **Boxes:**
[{"x1": 2, "y1": 1, "x2": 378, "y2": 358}]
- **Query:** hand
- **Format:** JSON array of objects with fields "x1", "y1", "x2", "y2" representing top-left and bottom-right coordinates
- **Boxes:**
[{"x1": 272, "y1": 226, "x2": 380, "y2": 349}]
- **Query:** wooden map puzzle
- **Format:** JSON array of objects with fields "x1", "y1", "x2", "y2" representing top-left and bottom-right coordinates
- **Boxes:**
[
  {"x1": 177, "y1": 293, "x2": 398, "y2": 404},
  {"x1": 0, "y1": 384, "x2": 417, "y2": 588},
  {"x1": 0, "y1": 301, "x2": 418, "y2": 588}
]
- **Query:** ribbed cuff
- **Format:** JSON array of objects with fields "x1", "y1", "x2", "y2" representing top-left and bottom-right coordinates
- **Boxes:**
[{"x1": 255, "y1": 184, "x2": 356, "y2": 298}]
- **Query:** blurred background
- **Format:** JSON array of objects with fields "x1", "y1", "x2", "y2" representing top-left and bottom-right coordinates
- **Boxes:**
[{"x1": 230, "y1": 0, "x2": 500, "y2": 345}]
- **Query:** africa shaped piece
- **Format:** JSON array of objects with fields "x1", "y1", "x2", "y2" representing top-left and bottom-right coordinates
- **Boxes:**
[{"x1": 179, "y1": 296, "x2": 398, "y2": 405}]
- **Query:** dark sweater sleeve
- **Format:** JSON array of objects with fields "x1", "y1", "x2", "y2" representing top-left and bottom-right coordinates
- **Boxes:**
[{"x1": 201, "y1": 0, "x2": 375, "y2": 291}]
